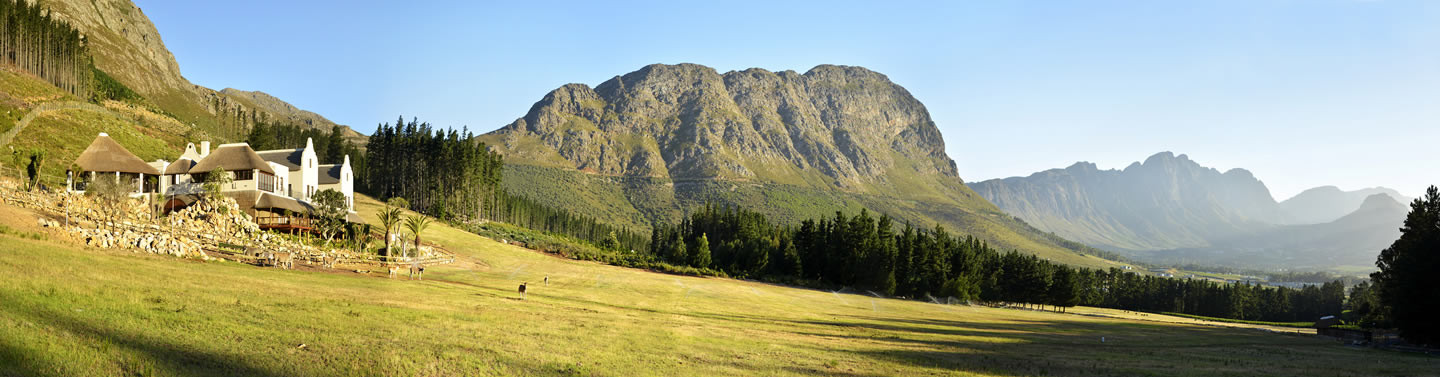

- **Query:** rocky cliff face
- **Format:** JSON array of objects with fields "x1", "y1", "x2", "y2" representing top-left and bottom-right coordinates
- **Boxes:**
[
  {"x1": 40, "y1": 0, "x2": 359, "y2": 141},
  {"x1": 488, "y1": 64, "x2": 958, "y2": 194},
  {"x1": 968, "y1": 152, "x2": 1281, "y2": 251},
  {"x1": 40, "y1": 0, "x2": 182, "y2": 96}
]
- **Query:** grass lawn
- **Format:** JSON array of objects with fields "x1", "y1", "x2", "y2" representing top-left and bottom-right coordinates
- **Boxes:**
[{"x1": 0, "y1": 196, "x2": 1435, "y2": 376}]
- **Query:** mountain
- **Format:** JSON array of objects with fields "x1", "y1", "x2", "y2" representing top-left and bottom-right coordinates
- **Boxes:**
[
  {"x1": 1148, "y1": 194, "x2": 1407, "y2": 270},
  {"x1": 967, "y1": 152, "x2": 1280, "y2": 251},
  {"x1": 1278, "y1": 186, "x2": 1411, "y2": 225},
  {"x1": 480, "y1": 63, "x2": 1124, "y2": 269},
  {"x1": 969, "y1": 153, "x2": 1410, "y2": 270},
  {"x1": 39, "y1": 0, "x2": 360, "y2": 142}
]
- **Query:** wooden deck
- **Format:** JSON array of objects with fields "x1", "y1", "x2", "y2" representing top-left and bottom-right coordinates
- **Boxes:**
[{"x1": 256, "y1": 216, "x2": 313, "y2": 232}]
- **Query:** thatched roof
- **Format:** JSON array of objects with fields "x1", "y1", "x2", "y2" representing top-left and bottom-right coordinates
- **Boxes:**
[
  {"x1": 164, "y1": 158, "x2": 196, "y2": 175},
  {"x1": 73, "y1": 133, "x2": 161, "y2": 175},
  {"x1": 190, "y1": 144, "x2": 275, "y2": 175},
  {"x1": 254, "y1": 192, "x2": 311, "y2": 214}
]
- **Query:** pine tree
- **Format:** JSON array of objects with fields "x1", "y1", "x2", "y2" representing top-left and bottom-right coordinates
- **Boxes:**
[
  {"x1": 1371, "y1": 186, "x2": 1440, "y2": 345},
  {"x1": 691, "y1": 233, "x2": 712, "y2": 268}
]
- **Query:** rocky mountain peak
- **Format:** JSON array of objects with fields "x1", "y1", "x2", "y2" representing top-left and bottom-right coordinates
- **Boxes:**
[{"x1": 488, "y1": 63, "x2": 960, "y2": 195}]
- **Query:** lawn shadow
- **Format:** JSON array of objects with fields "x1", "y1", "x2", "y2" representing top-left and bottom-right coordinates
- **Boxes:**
[{"x1": 0, "y1": 293, "x2": 291, "y2": 377}]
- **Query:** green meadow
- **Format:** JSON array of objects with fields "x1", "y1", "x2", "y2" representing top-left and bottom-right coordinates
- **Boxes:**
[{"x1": 0, "y1": 196, "x2": 1434, "y2": 377}]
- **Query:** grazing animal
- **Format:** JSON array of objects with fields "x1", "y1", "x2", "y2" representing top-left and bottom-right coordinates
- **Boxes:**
[
  {"x1": 409, "y1": 263, "x2": 425, "y2": 280},
  {"x1": 544, "y1": 275, "x2": 549, "y2": 286},
  {"x1": 518, "y1": 282, "x2": 527, "y2": 299},
  {"x1": 275, "y1": 252, "x2": 294, "y2": 270},
  {"x1": 322, "y1": 255, "x2": 336, "y2": 269},
  {"x1": 388, "y1": 265, "x2": 399, "y2": 279},
  {"x1": 260, "y1": 251, "x2": 275, "y2": 267}
]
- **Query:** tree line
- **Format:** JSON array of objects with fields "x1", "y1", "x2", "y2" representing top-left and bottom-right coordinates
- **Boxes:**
[
  {"x1": 363, "y1": 116, "x2": 502, "y2": 222},
  {"x1": 651, "y1": 204, "x2": 1346, "y2": 322},
  {"x1": 0, "y1": 0, "x2": 89, "y2": 96},
  {"x1": 246, "y1": 122, "x2": 364, "y2": 166},
  {"x1": 1351, "y1": 186, "x2": 1439, "y2": 346},
  {"x1": 360, "y1": 116, "x2": 649, "y2": 253},
  {"x1": 486, "y1": 188, "x2": 649, "y2": 252}
]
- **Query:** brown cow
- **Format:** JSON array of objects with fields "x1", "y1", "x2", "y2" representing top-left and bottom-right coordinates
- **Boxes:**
[
  {"x1": 518, "y1": 282, "x2": 527, "y2": 299},
  {"x1": 388, "y1": 265, "x2": 399, "y2": 279}
]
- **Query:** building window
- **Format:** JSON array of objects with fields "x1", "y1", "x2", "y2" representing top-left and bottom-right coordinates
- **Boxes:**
[
  {"x1": 259, "y1": 172, "x2": 275, "y2": 192},
  {"x1": 234, "y1": 170, "x2": 254, "y2": 181}
]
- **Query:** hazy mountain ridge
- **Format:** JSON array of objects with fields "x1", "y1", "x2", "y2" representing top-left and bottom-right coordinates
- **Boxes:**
[
  {"x1": 970, "y1": 152, "x2": 1409, "y2": 270},
  {"x1": 968, "y1": 152, "x2": 1280, "y2": 251},
  {"x1": 1278, "y1": 186, "x2": 1411, "y2": 225},
  {"x1": 481, "y1": 63, "x2": 1124, "y2": 269},
  {"x1": 1148, "y1": 193, "x2": 1407, "y2": 269}
]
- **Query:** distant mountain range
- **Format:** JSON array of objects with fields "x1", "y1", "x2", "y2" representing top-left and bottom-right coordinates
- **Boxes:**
[
  {"x1": 969, "y1": 152, "x2": 1409, "y2": 270},
  {"x1": 1278, "y1": 186, "x2": 1411, "y2": 225},
  {"x1": 479, "y1": 63, "x2": 1124, "y2": 269},
  {"x1": 1146, "y1": 193, "x2": 1407, "y2": 269}
]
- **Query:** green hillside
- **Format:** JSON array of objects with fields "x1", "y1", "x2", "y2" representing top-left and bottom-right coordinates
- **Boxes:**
[
  {"x1": 0, "y1": 67, "x2": 184, "y2": 185},
  {"x1": 2, "y1": 195, "x2": 1433, "y2": 376}
]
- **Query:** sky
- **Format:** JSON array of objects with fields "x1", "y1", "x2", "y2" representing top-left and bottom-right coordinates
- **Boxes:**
[{"x1": 134, "y1": 0, "x2": 1439, "y2": 200}]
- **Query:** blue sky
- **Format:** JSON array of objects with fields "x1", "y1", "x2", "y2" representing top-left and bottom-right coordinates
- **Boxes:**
[{"x1": 135, "y1": 0, "x2": 1439, "y2": 200}]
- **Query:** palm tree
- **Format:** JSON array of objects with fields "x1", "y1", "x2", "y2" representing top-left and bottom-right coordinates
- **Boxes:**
[
  {"x1": 402, "y1": 214, "x2": 432, "y2": 258},
  {"x1": 376, "y1": 206, "x2": 403, "y2": 257}
]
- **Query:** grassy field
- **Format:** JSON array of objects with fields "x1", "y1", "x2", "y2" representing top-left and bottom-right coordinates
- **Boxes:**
[{"x1": 0, "y1": 196, "x2": 1435, "y2": 377}]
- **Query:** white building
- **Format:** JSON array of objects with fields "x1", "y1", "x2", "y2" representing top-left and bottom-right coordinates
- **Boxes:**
[
  {"x1": 255, "y1": 138, "x2": 320, "y2": 202},
  {"x1": 316, "y1": 154, "x2": 355, "y2": 211}
]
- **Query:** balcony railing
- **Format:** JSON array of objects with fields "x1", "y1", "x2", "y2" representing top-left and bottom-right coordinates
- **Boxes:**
[{"x1": 255, "y1": 216, "x2": 313, "y2": 230}]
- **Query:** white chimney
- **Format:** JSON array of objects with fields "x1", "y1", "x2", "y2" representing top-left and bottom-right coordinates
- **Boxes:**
[{"x1": 201, "y1": 141, "x2": 211, "y2": 157}]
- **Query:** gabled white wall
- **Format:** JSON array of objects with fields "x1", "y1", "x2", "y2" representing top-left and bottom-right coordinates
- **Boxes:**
[
  {"x1": 340, "y1": 155, "x2": 354, "y2": 211},
  {"x1": 300, "y1": 138, "x2": 319, "y2": 201}
]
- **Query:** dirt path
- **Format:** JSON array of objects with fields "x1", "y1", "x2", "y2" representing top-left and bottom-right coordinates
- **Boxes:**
[
  {"x1": 1066, "y1": 306, "x2": 1318, "y2": 335},
  {"x1": 0, "y1": 100, "x2": 110, "y2": 148}
]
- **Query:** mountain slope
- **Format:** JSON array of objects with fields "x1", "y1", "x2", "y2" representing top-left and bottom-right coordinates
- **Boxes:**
[
  {"x1": 1278, "y1": 186, "x2": 1411, "y2": 225},
  {"x1": 481, "y1": 63, "x2": 1124, "y2": 269},
  {"x1": 969, "y1": 153, "x2": 1409, "y2": 270},
  {"x1": 39, "y1": 0, "x2": 359, "y2": 142},
  {"x1": 967, "y1": 152, "x2": 1280, "y2": 251},
  {"x1": 1148, "y1": 194, "x2": 1407, "y2": 270}
]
